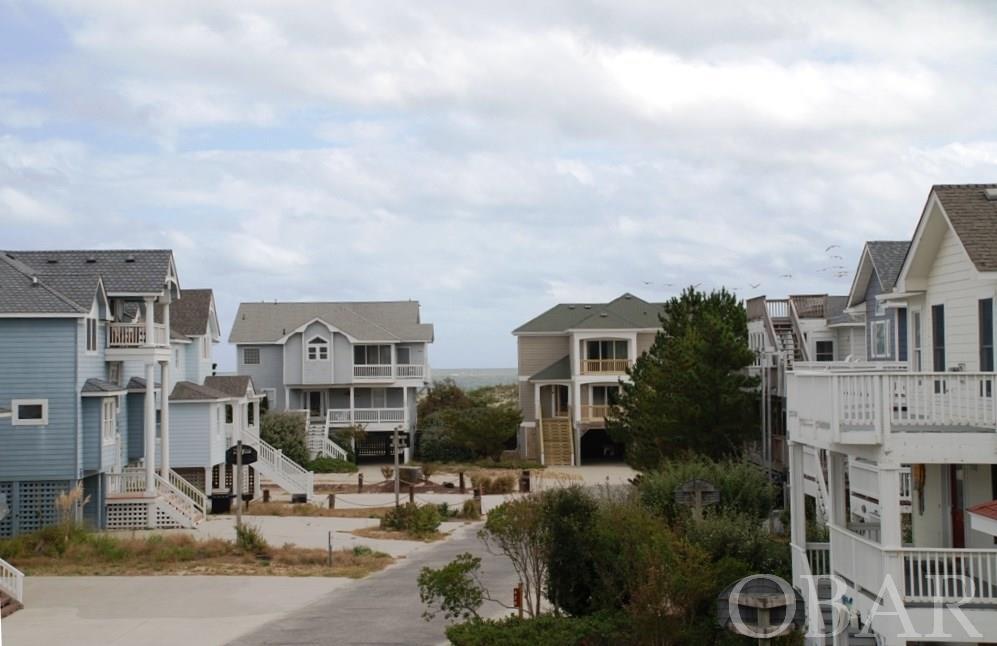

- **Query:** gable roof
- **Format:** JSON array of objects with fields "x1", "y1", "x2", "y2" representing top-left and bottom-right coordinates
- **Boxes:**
[
  {"x1": 530, "y1": 355, "x2": 571, "y2": 381},
  {"x1": 81, "y1": 378, "x2": 126, "y2": 395},
  {"x1": 4, "y1": 250, "x2": 176, "y2": 295},
  {"x1": 171, "y1": 289, "x2": 214, "y2": 337},
  {"x1": 513, "y1": 293, "x2": 665, "y2": 334},
  {"x1": 931, "y1": 184, "x2": 997, "y2": 272},
  {"x1": 847, "y1": 241, "x2": 910, "y2": 308},
  {"x1": 171, "y1": 381, "x2": 231, "y2": 402},
  {"x1": 0, "y1": 253, "x2": 93, "y2": 315},
  {"x1": 229, "y1": 301, "x2": 434, "y2": 343},
  {"x1": 203, "y1": 375, "x2": 256, "y2": 398}
]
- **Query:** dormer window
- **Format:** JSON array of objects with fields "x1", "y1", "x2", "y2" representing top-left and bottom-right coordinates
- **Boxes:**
[{"x1": 307, "y1": 336, "x2": 329, "y2": 361}]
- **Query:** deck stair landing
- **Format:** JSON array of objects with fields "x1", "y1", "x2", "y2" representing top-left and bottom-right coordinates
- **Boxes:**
[
  {"x1": 541, "y1": 418, "x2": 573, "y2": 466},
  {"x1": 243, "y1": 428, "x2": 314, "y2": 496}
]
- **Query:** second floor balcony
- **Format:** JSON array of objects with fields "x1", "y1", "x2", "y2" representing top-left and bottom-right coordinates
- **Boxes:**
[
  {"x1": 107, "y1": 322, "x2": 168, "y2": 348},
  {"x1": 353, "y1": 364, "x2": 426, "y2": 379},
  {"x1": 326, "y1": 408, "x2": 406, "y2": 426},
  {"x1": 580, "y1": 358, "x2": 631, "y2": 374}
]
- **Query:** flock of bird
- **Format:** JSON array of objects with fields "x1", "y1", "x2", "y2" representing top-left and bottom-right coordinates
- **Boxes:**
[{"x1": 638, "y1": 244, "x2": 853, "y2": 294}]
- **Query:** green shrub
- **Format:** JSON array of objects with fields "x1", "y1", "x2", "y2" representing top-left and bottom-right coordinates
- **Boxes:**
[
  {"x1": 380, "y1": 503, "x2": 442, "y2": 537},
  {"x1": 352, "y1": 545, "x2": 373, "y2": 556},
  {"x1": 235, "y1": 523, "x2": 270, "y2": 555},
  {"x1": 260, "y1": 411, "x2": 310, "y2": 466},
  {"x1": 445, "y1": 612, "x2": 631, "y2": 646},
  {"x1": 417, "y1": 422, "x2": 476, "y2": 463},
  {"x1": 459, "y1": 499, "x2": 481, "y2": 520},
  {"x1": 684, "y1": 511, "x2": 791, "y2": 579},
  {"x1": 541, "y1": 487, "x2": 601, "y2": 616},
  {"x1": 308, "y1": 456, "x2": 358, "y2": 473},
  {"x1": 638, "y1": 457, "x2": 775, "y2": 523}
]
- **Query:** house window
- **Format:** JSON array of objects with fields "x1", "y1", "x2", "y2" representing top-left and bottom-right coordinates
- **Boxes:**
[
  {"x1": 896, "y1": 308, "x2": 908, "y2": 363},
  {"x1": 307, "y1": 337, "x2": 329, "y2": 361},
  {"x1": 85, "y1": 318, "x2": 98, "y2": 353},
  {"x1": 261, "y1": 388, "x2": 276, "y2": 413},
  {"x1": 591, "y1": 385, "x2": 619, "y2": 406},
  {"x1": 815, "y1": 340, "x2": 834, "y2": 362},
  {"x1": 586, "y1": 340, "x2": 628, "y2": 360},
  {"x1": 248, "y1": 403, "x2": 255, "y2": 426},
  {"x1": 396, "y1": 347, "x2": 411, "y2": 365},
  {"x1": 107, "y1": 362, "x2": 123, "y2": 386},
  {"x1": 12, "y1": 399, "x2": 48, "y2": 426},
  {"x1": 243, "y1": 347, "x2": 260, "y2": 365},
  {"x1": 354, "y1": 344, "x2": 391, "y2": 365},
  {"x1": 932, "y1": 304, "x2": 946, "y2": 371},
  {"x1": 102, "y1": 398, "x2": 117, "y2": 444},
  {"x1": 912, "y1": 311, "x2": 923, "y2": 371},
  {"x1": 980, "y1": 299, "x2": 994, "y2": 372},
  {"x1": 225, "y1": 404, "x2": 234, "y2": 424},
  {"x1": 871, "y1": 321, "x2": 889, "y2": 358}
]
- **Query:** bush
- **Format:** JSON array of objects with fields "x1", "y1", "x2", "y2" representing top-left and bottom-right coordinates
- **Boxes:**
[
  {"x1": 459, "y1": 499, "x2": 481, "y2": 520},
  {"x1": 308, "y1": 456, "x2": 358, "y2": 473},
  {"x1": 446, "y1": 612, "x2": 631, "y2": 646},
  {"x1": 684, "y1": 511, "x2": 791, "y2": 579},
  {"x1": 380, "y1": 503, "x2": 442, "y2": 537},
  {"x1": 541, "y1": 487, "x2": 601, "y2": 616},
  {"x1": 417, "y1": 422, "x2": 476, "y2": 463},
  {"x1": 352, "y1": 545, "x2": 374, "y2": 556},
  {"x1": 260, "y1": 411, "x2": 310, "y2": 466},
  {"x1": 469, "y1": 471, "x2": 516, "y2": 494},
  {"x1": 234, "y1": 523, "x2": 270, "y2": 555},
  {"x1": 638, "y1": 457, "x2": 776, "y2": 523}
]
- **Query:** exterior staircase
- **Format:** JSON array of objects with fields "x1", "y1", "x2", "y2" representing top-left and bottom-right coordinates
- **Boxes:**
[
  {"x1": 243, "y1": 428, "x2": 314, "y2": 497},
  {"x1": 105, "y1": 467, "x2": 206, "y2": 529},
  {"x1": 306, "y1": 422, "x2": 350, "y2": 461},
  {"x1": 0, "y1": 557, "x2": 24, "y2": 617},
  {"x1": 771, "y1": 317, "x2": 805, "y2": 366},
  {"x1": 815, "y1": 579, "x2": 878, "y2": 645},
  {"x1": 540, "y1": 418, "x2": 573, "y2": 466}
]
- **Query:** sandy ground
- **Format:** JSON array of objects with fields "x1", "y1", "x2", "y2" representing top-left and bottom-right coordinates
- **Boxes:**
[{"x1": 2, "y1": 576, "x2": 349, "y2": 646}]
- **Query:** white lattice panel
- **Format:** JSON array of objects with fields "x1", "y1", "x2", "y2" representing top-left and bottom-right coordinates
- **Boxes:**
[{"x1": 106, "y1": 501, "x2": 152, "y2": 530}]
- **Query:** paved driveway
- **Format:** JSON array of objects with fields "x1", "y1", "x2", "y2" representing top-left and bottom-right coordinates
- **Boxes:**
[{"x1": 234, "y1": 522, "x2": 517, "y2": 646}]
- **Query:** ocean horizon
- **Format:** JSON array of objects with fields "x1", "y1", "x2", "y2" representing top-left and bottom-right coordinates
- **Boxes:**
[{"x1": 432, "y1": 368, "x2": 517, "y2": 389}]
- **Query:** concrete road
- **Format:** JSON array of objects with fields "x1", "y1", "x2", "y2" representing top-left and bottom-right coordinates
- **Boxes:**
[
  {"x1": 2, "y1": 576, "x2": 348, "y2": 646},
  {"x1": 234, "y1": 522, "x2": 518, "y2": 646}
]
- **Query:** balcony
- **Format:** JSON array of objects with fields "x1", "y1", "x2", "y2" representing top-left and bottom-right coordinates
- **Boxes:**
[
  {"x1": 107, "y1": 322, "x2": 168, "y2": 348},
  {"x1": 580, "y1": 404, "x2": 611, "y2": 421},
  {"x1": 327, "y1": 408, "x2": 406, "y2": 426},
  {"x1": 581, "y1": 359, "x2": 631, "y2": 375},
  {"x1": 788, "y1": 370, "x2": 997, "y2": 456},
  {"x1": 353, "y1": 364, "x2": 426, "y2": 380}
]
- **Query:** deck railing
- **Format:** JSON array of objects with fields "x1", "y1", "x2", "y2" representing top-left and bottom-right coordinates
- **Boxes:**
[
  {"x1": 396, "y1": 365, "x2": 425, "y2": 378},
  {"x1": 580, "y1": 404, "x2": 611, "y2": 420},
  {"x1": 107, "y1": 322, "x2": 167, "y2": 348},
  {"x1": 793, "y1": 361, "x2": 908, "y2": 372},
  {"x1": 806, "y1": 542, "x2": 830, "y2": 576},
  {"x1": 106, "y1": 469, "x2": 148, "y2": 495},
  {"x1": 0, "y1": 556, "x2": 24, "y2": 604},
  {"x1": 167, "y1": 469, "x2": 207, "y2": 518},
  {"x1": 902, "y1": 548, "x2": 997, "y2": 604},
  {"x1": 354, "y1": 365, "x2": 393, "y2": 378},
  {"x1": 766, "y1": 299, "x2": 789, "y2": 319},
  {"x1": 326, "y1": 408, "x2": 405, "y2": 425},
  {"x1": 581, "y1": 359, "x2": 631, "y2": 374},
  {"x1": 789, "y1": 371, "x2": 997, "y2": 438}
]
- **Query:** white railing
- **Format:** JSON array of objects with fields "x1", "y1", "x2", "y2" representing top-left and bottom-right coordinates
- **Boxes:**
[
  {"x1": 806, "y1": 542, "x2": 830, "y2": 577},
  {"x1": 580, "y1": 404, "x2": 611, "y2": 420},
  {"x1": 396, "y1": 364, "x2": 425, "y2": 378},
  {"x1": 830, "y1": 525, "x2": 887, "y2": 596},
  {"x1": 107, "y1": 322, "x2": 167, "y2": 348},
  {"x1": 354, "y1": 408, "x2": 405, "y2": 423},
  {"x1": 167, "y1": 469, "x2": 207, "y2": 518},
  {"x1": 321, "y1": 437, "x2": 349, "y2": 460},
  {"x1": 794, "y1": 361, "x2": 908, "y2": 372},
  {"x1": 766, "y1": 299, "x2": 789, "y2": 319},
  {"x1": 153, "y1": 472, "x2": 200, "y2": 525},
  {"x1": 803, "y1": 446, "x2": 829, "y2": 523},
  {"x1": 0, "y1": 556, "x2": 24, "y2": 604},
  {"x1": 581, "y1": 359, "x2": 631, "y2": 374},
  {"x1": 354, "y1": 365, "x2": 392, "y2": 378},
  {"x1": 849, "y1": 460, "x2": 912, "y2": 507},
  {"x1": 244, "y1": 428, "x2": 314, "y2": 495},
  {"x1": 789, "y1": 371, "x2": 997, "y2": 440},
  {"x1": 328, "y1": 410, "x2": 353, "y2": 424},
  {"x1": 902, "y1": 547, "x2": 997, "y2": 604},
  {"x1": 106, "y1": 468, "x2": 148, "y2": 495}
]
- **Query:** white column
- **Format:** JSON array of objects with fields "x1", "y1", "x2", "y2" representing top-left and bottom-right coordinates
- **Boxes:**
[
  {"x1": 571, "y1": 334, "x2": 580, "y2": 375},
  {"x1": 349, "y1": 387, "x2": 355, "y2": 423},
  {"x1": 827, "y1": 451, "x2": 848, "y2": 527},
  {"x1": 163, "y1": 301, "x2": 170, "y2": 348},
  {"x1": 573, "y1": 382, "x2": 581, "y2": 422},
  {"x1": 788, "y1": 443, "x2": 807, "y2": 549},
  {"x1": 534, "y1": 383, "x2": 541, "y2": 420},
  {"x1": 144, "y1": 297, "x2": 155, "y2": 347},
  {"x1": 402, "y1": 387, "x2": 409, "y2": 429},
  {"x1": 160, "y1": 361, "x2": 170, "y2": 478},
  {"x1": 878, "y1": 465, "x2": 902, "y2": 548},
  {"x1": 144, "y1": 362, "x2": 156, "y2": 495}
]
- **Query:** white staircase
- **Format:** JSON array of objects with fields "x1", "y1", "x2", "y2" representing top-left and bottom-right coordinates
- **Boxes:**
[
  {"x1": 243, "y1": 429, "x2": 314, "y2": 497},
  {"x1": 803, "y1": 446, "x2": 830, "y2": 524},
  {"x1": 0, "y1": 556, "x2": 24, "y2": 614},
  {"x1": 306, "y1": 423, "x2": 350, "y2": 461},
  {"x1": 106, "y1": 468, "x2": 206, "y2": 529}
]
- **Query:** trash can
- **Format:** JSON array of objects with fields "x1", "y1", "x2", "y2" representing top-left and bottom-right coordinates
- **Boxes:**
[
  {"x1": 210, "y1": 493, "x2": 235, "y2": 514},
  {"x1": 519, "y1": 470, "x2": 531, "y2": 493}
]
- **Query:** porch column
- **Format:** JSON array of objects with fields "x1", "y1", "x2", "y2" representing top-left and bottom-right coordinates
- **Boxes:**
[
  {"x1": 571, "y1": 334, "x2": 580, "y2": 375},
  {"x1": 144, "y1": 297, "x2": 155, "y2": 348},
  {"x1": 788, "y1": 442, "x2": 807, "y2": 549},
  {"x1": 826, "y1": 451, "x2": 848, "y2": 527},
  {"x1": 533, "y1": 383, "x2": 541, "y2": 421},
  {"x1": 878, "y1": 465, "x2": 903, "y2": 547},
  {"x1": 402, "y1": 387, "x2": 408, "y2": 429},
  {"x1": 163, "y1": 301, "x2": 170, "y2": 346},
  {"x1": 160, "y1": 361, "x2": 170, "y2": 478},
  {"x1": 349, "y1": 387, "x2": 355, "y2": 423},
  {"x1": 144, "y1": 362, "x2": 156, "y2": 495},
  {"x1": 573, "y1": 381, "x2": 581, "y2": 422}
]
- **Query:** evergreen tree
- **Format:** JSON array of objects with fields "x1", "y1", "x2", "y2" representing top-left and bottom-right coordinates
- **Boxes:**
[{"x1": 607, "y1": 287, "x2": 758, "y2": 469}]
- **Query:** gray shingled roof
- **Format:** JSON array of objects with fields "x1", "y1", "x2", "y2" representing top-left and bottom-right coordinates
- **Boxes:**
[
  {"x1": 171, "y1": 381, "x2": 231, "y2": 401},
  {"x1": 3, "y1": 250, "x2": 175, "y2": 294},
  {"x1": 530, "y1": 356, "x2": 571, "y2": 381},
  {"x1": 126, "y1": 377, "x2": 161, "y2": 391},
  {"x1": 204, "y1": 375, "x2": 256, "y2": 398},
  {"x1": 932, "y1": 184, "x2": 997, "y2": 272},
  {"x1": 171, "y1": 289, "x2": 213, "y2": 336},
  {"x1": 81, "y1": 378, "x2": 126, "y2": 395},
  {"x1": 0, "y1": 253, "x2": 90, "y2": 315},
  {"x1": 866, "y1": 241, "x2": 910, "y2": 291},
  {"x1": 825, "y1": 296, "x2": 858, "y2": 325},
  {"x1": 229, "y1": 301, "x2": 434, "y2": 343},
  {"x1": 514, "y1": 293, "x2": 665, "y2": 334}
]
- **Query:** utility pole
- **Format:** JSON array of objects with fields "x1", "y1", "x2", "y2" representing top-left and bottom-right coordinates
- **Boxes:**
[{"x1": 235, "y1": 439, "x2": 243, "y2": 529}]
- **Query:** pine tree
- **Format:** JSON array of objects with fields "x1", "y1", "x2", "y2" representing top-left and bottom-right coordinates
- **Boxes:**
[{"x1": 607, "y1": 287, "x2": 758, "y2": 470}]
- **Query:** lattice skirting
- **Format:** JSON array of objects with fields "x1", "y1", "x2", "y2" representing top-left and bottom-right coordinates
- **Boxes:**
[
  {"x1": 0, "y1": 479, "x2": 75, "y2": 537},
  {"x1": 105, "y1": 500, "x2": 184, "y2": 530}
]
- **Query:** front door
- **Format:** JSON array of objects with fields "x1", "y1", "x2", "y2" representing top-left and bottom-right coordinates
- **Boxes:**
[
  {"x1": 307, "y1": 391, "x2": 324, "y2": 419},
  {"x1": 950, "y1": 465, "x2": 965, "y2": 548}
]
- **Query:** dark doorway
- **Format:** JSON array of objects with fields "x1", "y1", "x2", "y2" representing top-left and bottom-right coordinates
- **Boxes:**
[
  {"x1": 579, "y1": 428, "x2": 624, "y2": 463},
  {"x1": 950, "y1": 465, "x2": 965, "y2": 549},
  {"x1": 355, "y1": 433, "x2": 394, "y2": 463}
]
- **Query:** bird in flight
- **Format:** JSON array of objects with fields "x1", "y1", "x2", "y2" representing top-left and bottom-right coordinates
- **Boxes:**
[
  {"x1": 825, "y1": 244, "x2": 840, "y2": 252},
  {"x1": 780, "y1": 273, "x2": 793, "y2": 279},
  {"x1": 749, "y1": 283, "x2": 761, "y2": 289}
]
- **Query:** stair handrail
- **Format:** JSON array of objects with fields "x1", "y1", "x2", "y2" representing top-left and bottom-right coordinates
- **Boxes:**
[
  {"x1": 322, "y1": 437, "x2": 350, "y2": 461},
  {"x1": 787, "y1": 298, "x2": 811, "y2": 362},
  {"x1": 244, "y1": 427, "x2": 313, "y2": 493},
  {"x1": 0, "y1": 556, "x2": 24, "y2": 604},
  {"x1": 153, "y1": 472, "x2": 199, "y2": 521},
  {"x1": 167, "y1": 469, "x2": 207, "y2": 517}
]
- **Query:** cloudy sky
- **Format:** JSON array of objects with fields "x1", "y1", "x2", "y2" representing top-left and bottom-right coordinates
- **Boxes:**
[{"x1": 3, "y1": 2, "x2": 997, "y2": 369}]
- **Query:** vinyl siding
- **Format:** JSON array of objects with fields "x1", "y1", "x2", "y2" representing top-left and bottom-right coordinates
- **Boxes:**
[
  {"x1": 835, "y1": 328, "x2": 852, "y2": 361},
  {"x1": 81, "y1": 396, "x2": 101, "y2": 472},
  {"x1": 126, "y1": 392, "x2": 146, "y2": 461},
  {"x1": 864, "y1": 276, "x2": 896, "y2": 361},
  {"x1": 301, "y1": 322, "x2": 333, "y2": 384},
  {"x1": 518, "y1": 382, "x2": 535, "y2": 420},
  {"x1": 517, "y1": 335, "x2": 569, "y2": 377},
  {"x1": 237, "y1": 344, "x2": 285, "y2": 407},
  {"x1": 333, "y1": 333, "x2": 353, "y2": 383},
  {"x1": 924, "y1": 227, "x2": 994, "y2": 371},
  {"x1": 636, "y1": 332, "x2": 656, "y2": 357},
  {"x1": 165, "y1": 403, "x2": 211, "y2": 468},
  {"x1": 0, "y1": 318, "x2": 79, "y2": 480},
  {"x1": 101, "y1": 396, "x2": 122, "y2": 471}
]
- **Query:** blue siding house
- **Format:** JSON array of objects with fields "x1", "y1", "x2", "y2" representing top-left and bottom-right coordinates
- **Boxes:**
[{"x1": 845, "y1": 241, "x2": 911, "y2": 364}]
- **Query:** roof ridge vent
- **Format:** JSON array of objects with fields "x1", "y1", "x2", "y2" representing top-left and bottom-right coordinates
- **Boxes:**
[{"x1": 985, "y1": 188, "x2": 997, "y2": 201}]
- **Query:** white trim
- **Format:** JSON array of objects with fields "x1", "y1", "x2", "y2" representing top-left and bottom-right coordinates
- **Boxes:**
[
  {"x1": 11, "y1": 399, "x2": 48, "y2": 426},
  {"x1": 101, "y1": 396, "x2": 118, "y2": 445},
  {"x1": 84, "y1": 316, "x2": 99, "y2": 354},
  {"x1": 306, "y1": 335, "x2": 329, "y2": 361},
  {"x1": 870, "y1": 320, "x2": 890, "y2": 358}
]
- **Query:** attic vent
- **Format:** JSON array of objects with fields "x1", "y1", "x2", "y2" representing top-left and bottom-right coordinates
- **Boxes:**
[
  {"x1": 600, "y1": 312, "x2": 608, "y2": 317},
  {"x1": 46, "y1": 259, "x2": 57, "y2": 264},
  {"x1": 85, "y1": 256, "x2": 96, "y2": 264},
  {"x1": 567, "y1": 305, "x2": 575, "y2": 310},
  {"x1": 986, "y1": 188, "x2": 997, "y2": 201},
  {"x1": 125, "y1": 254, "x2": 136, "y2": 263},
  {"x1": 584, "y1": 305, "x2": 592, "y2": 310},
  {"x1": 624, "y1": 294, "x2": 632, "y2": 299}
]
